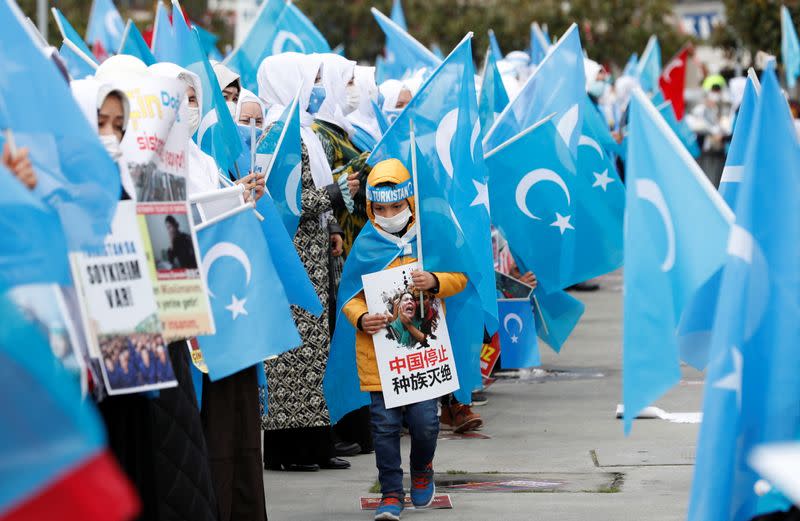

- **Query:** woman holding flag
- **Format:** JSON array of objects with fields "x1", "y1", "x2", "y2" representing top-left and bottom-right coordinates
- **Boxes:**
[{"x1": 257, "y1": 53, "x2": 353, "y2": 472}]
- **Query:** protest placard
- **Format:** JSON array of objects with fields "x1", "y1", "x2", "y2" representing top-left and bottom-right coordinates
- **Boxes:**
[
  {"x1": 116, "y1": 74, "x2": 189, "y2": 201},
  {"x1": 363, "y1": 263, "x2": 459, "y2": 409},
  {"x1": 70, "y1": 201, "x2": 177, "y2": 395},
  {"x1": 137, "y1": 201, "x2": 215, "y2": 341}
]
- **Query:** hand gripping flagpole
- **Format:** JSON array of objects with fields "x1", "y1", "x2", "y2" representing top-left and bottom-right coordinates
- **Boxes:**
[{"x1": 409, "y1": 118, "x2": 424, "y2": 319}]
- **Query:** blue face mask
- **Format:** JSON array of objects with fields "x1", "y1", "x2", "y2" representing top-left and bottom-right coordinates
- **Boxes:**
[{"x1": 308, "y1": 85, "x2": 326, "y2": 114}]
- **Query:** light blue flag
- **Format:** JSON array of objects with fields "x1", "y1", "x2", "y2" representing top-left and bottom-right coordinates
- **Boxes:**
[
  {"x1": 484, "y1": 23, "x2": 586, "y2": 157},
  {"x1": 282, "y1": 3, "x2": 332, "y2": 54},
  {"x1": 0, "y1": 295, "x2": 109, "y2": 513},
  {"x1": 0, "y1": 1, "x2": 120, "y2": 253},
  {"x1": 676, "y1": 73, "x2": 760, "y2": 370},
  {"x1": 368, "y1": 35, "x2": 493, "y2": 403},
  {"x1": 431, "y1": 43, "x2": 445, "y2": 60},
  {"x1": 58, "y1": 40, "x2": 99, "y2": 81},
  {"x1": 52, "y1": 8, "x2": 99, "y2": 80},
  {"x1": 623, "y1": 87, "x2": 734, "y2": 433},
  {"x1": 195, "y1": 24, "x2": 223, "y2": 61},
  {"x1": 485, "y1": 115, "x2": 624, "y2": 292},
  {"x1": 479, "y1": 48, "x2": 509, "y2": 135},
  {"x1": 782, "y1": 6, "x2": 800, "y2": 89},
  {"x1": 224, "y1": 0, "x2": 330, "y2": 92},
  {"x1": 622, "y1": 52, "x2": 639, "y2": 77},
  {"x1": 509, "y1": 246, "x2": 586, "y2": 353},
  {"x1": 529, "y1": 22, "x2": 550, "y2": 65},
  {"x1": 222, "y1": 0, "x2": 285, "y2": 92},
  {"x1": 657, "y1": 100, "x2": 700, "y2": 158},
  {"x1": 0, "y1": 162, "x2": 70, "y2": 291},
  {"x1": 532, "y1": 287, "x2": 585, "y2": 353},
  {"x1": 118, "y1": 19, "x2": 156, "y2": 66},
  {"x1": 488, "y1": 29, "x2": 503, "y2": 60},
  {"x1": 688, "y1": 64, "x2": 800, "y2": 521},
  {"x1": 372, "y1": 6, "x2": 441, "y2": 81},
  {"x1": 85, "y1": 0, "x2": 125, "y2": 55},
  {"x1": 150, "y1": 1, "x2": 179, "y2": 64},
  {"x1": 720, "y1": 72, "x2": 760, "y2": 205},
  {"x1": 168, "y1": 1, "x2": 242, "y2": 176},
  {"x1": 254, "y1": 191, "x2": 322, "y2": 316},
  {"x1": 196, "y1": 206, "x2": 302, "y2": 381},
  {"x1": 498, "y1": 299, "x2": 540, "y2": 369},
  {"x1": 635, "y1": 35, "x2": 662, "y2": 94},
  {"x1": 391, "y1": 0, "x2": 408, "y2": 30},
  {"x1": 257, "y1": 94, "x2": 303, "y2": 236},
  {"x1": 52, "y1": 8, "x2": 94, "y2": 58}
]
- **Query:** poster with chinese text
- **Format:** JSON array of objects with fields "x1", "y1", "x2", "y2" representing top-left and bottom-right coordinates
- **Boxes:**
[{"x1": 362, "y1": 263, "x2": 459, "y2": 409}]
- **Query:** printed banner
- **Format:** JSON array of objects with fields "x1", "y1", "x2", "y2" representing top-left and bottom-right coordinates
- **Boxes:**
[
  {"x1": 363, "y1": 263, "x2": 459, "y2": 409},
  {"x1": 70, "y1": 201, "x2": 177, "y2": 395},
  {"x1": 117, "y1": 74, "x2": 189, "y2": 201},
  {"x1": 137, "y1": 201, "x2": 215, "y2": 340}
]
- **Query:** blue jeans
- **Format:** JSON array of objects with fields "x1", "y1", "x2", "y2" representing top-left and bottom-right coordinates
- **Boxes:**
[{"x1": 369, "y1": 392, "x2": 439, "y2": 496}]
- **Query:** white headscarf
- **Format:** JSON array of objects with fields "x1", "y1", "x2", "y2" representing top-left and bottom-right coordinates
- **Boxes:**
[
  {"x1": 257, "y1": 53, "x2": 333, "y2": 188},
  {"x1": 347, "y1": 65, "x2": 381, "y2": 144},
  {"x1": 148, "y1": 62, "x2": 221, "y2": 195},
  {"x1": 70, "y1": 77, "x2": 135, "y2": 198},
  {"x1": 235, "y1": 88, "x2": 266, "y2": 126},
  {"x1": 211, "y1": 60, "x2": 241, "y2": 92},
  {"x1": 95, "y1": 55, "x2": 149, "y2": 83},
  {"x1": 314, "y1": 53, "x2": 357, "y2": 137},
  {"x1": 379, "y1": 79, "x2": 405, "y2": 112}
]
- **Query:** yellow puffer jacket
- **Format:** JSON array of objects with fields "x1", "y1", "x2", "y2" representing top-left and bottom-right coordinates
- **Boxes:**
[{"x1": 342, "y1": 256, "x2": 467, "y2": 391}]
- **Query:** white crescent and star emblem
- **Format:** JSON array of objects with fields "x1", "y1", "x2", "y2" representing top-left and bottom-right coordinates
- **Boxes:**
[
  {"x1": 635, "y1": 179, "x2": 676, "y2": 272},
  {"x1": 504, "y1": 312, "x2": 524, "y2": 344},
  {"x1": 201, "y1": 242, "x2": 253, "y2": 320},
  {"x1": 272, "y1": 30, "x2": 306, "y2": 55},
  {"x1": 579, "y1": 135, "x2": 616, "y2": 192},
  {"x1": 435, "y1": 108, "x2": 459, "y2": 178},
  {"x1": 515, "y1": 168, "x2": 574, "y2": 234},
  {"x1": 285, "y1": 163, "x2": 302, "y2": 216},
  {"x1": 555, "y1": 104, "x2": 580, "y2": 147}
]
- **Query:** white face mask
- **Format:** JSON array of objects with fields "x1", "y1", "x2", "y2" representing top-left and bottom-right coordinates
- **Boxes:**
[
  {"x1": 187, "y1": 106, "x2": 201, "y2": 135},
  {"x1": 99, "y1": 134, "x2": 122, "y2": 162},
  {"x1": 344, "y1": 84, "x2": 360, "y2": 115},
  {"x1": 374, "y1": 207, "x2": 411, "y2": 234},
  {"x1": 226, "y1": 100, "x2": 237, "y2": 117}
]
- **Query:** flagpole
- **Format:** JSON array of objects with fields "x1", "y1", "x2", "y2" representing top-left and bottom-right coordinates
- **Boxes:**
[
  {"x1": 409, "y1": 118, "x2": 424, "y2": 319},
  {"x1": 249, "y1": 118, "x2": 257, "y2": 202}
]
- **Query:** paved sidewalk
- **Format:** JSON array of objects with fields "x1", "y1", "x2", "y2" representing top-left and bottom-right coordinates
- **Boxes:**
[{"x1": 264, "y1": 281, "x2": 704, "y2": 520}]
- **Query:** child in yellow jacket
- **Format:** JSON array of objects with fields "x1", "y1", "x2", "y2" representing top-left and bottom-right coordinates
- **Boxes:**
[{"x1": 342, "y1": 159, "x2": 467, "y2": 521}]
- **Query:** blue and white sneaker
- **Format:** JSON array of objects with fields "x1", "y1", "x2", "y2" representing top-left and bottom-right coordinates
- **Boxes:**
[
  {"x1": 374, "y1": 494, "x2": 404, "y2": 520},
  {"x1": 410, "y1": 463, "x2": 435, "y2": 508}
]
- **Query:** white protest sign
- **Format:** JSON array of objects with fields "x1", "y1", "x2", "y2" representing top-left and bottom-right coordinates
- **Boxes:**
[
  {"x1": 362, "y1": 263, "x2": 459, "y2": 409},
  {"x1": 116, "y1": 75, "x2": 190, "y2": 201},
  {"x1": 71, "y1": 201, "x2": 177, "y2": 395}
]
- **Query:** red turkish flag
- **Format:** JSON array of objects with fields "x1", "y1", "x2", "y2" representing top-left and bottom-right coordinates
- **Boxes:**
[{"x1": 659, "y1": 47, "x2": 690, "y2": 120}]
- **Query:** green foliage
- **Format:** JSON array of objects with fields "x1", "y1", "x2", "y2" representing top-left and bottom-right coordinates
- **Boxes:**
[
  {"x1": 298, "y1": 0, "x2": 689, "y2": 69},
  {"x1": 712, "y1": 0, "x2": 800, "y2": 59}
]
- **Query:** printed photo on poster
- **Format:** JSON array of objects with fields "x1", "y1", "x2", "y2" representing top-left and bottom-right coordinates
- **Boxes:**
[
  {"x1": 98, "y1": 332, "x2": 176, "y2": 393},
  {"x1": 137, "y1": 201, "x2": 215, "y2": 340},
  {"x1": 145, "y1": 211, "x2": 198, "y2": 272},
  {"x1": 363, "y1": 263, "x2": 459, "y2": 409}
]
